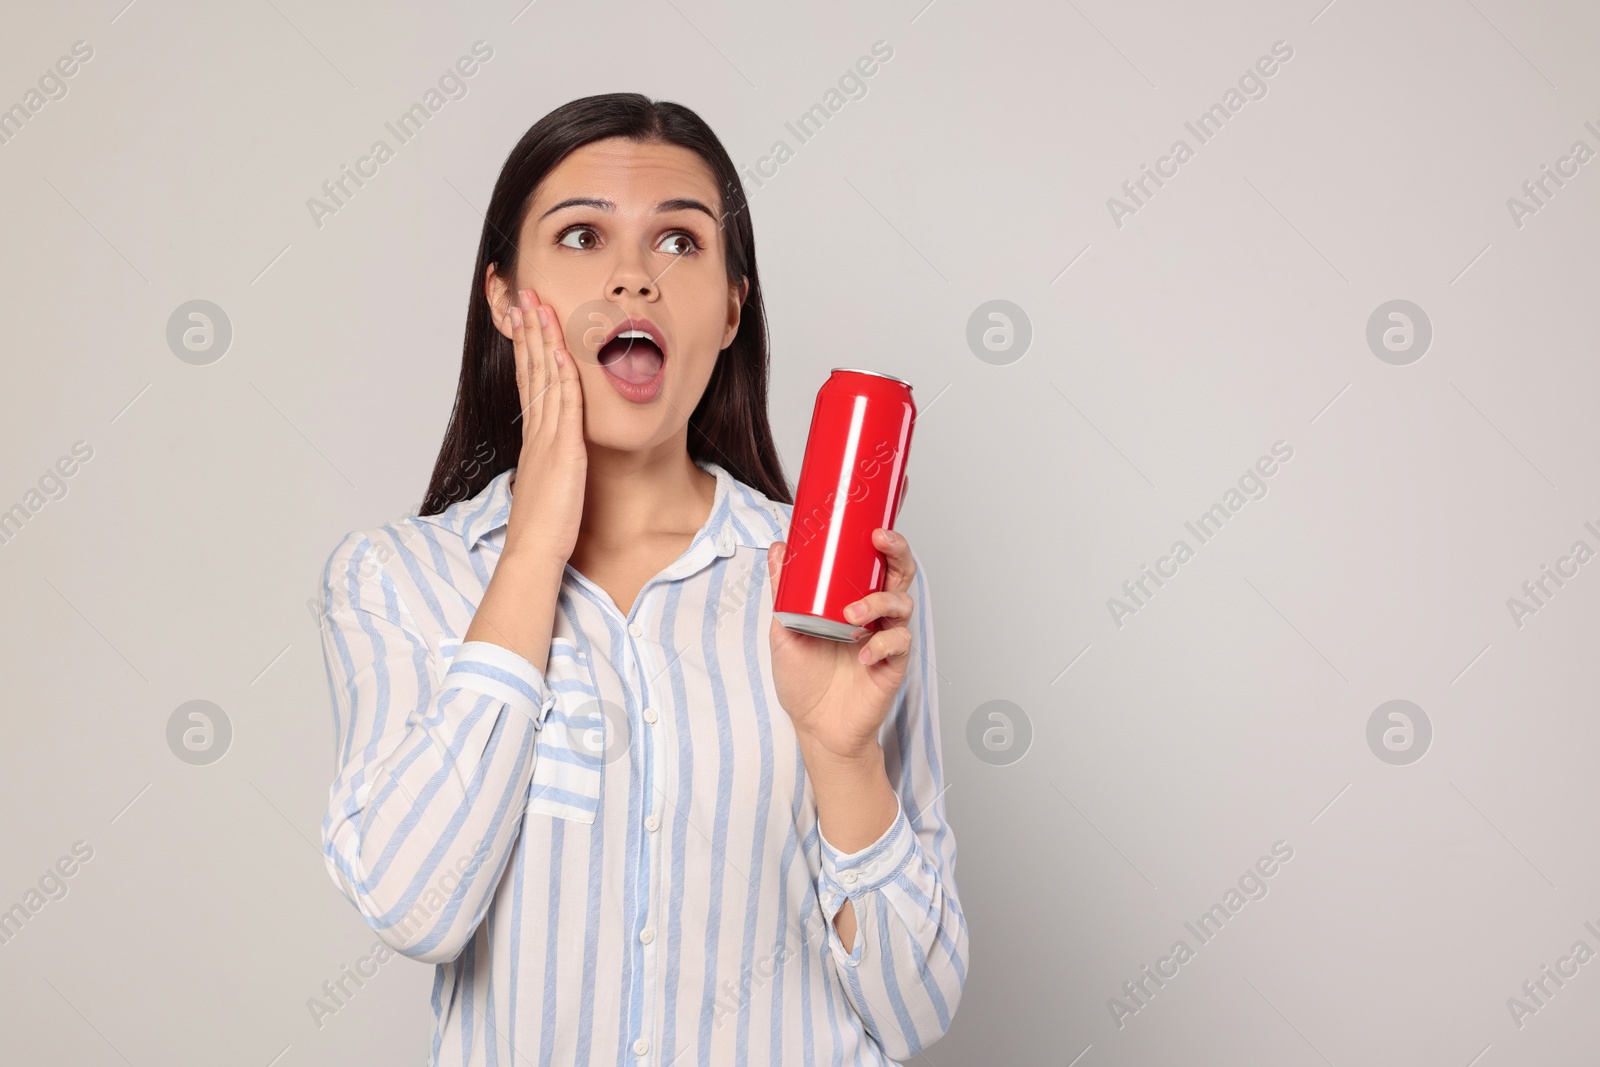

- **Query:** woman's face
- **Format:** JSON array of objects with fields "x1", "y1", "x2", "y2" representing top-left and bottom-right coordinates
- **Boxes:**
[{"x1": 488, "y1": 137, "x2": 747, "y2": 455}]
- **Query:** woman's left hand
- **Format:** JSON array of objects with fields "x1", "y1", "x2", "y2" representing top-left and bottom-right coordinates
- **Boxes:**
[{"x1": 766, "y1": 527, "x2": 916, "y2": 762}]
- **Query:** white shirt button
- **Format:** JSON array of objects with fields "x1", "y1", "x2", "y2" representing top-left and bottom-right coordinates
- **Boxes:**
[
  {"x1": 628, "y1": 622, "x2": 643, "y2": 638},
  {"x1": 645, "y1": 813, "x2": 660, "y2": 832},
  {"x1": 841, "y1": 870, "x2": 858, "y2": 884},
  {"x1": 642, "y1": 706, "x2": 658, "y2": 724},
  {"x1": 639, "y1": 927, "x2": 655, "y2": 944},
  {"x1": 633, "y1": 1037, "x2": 649, "y2": 1055}
]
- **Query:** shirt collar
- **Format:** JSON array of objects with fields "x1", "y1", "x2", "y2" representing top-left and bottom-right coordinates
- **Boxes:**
[{"x1": 443, "y1": 458, "x2": 786, "y2": 556}]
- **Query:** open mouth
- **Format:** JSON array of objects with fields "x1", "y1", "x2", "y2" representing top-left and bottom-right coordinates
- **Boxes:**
[{"x1": 597, "y1": 319, "x2": 667, "y2": 399}]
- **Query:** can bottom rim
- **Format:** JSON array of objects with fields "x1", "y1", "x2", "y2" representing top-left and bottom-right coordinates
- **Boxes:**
[{"x1": 774, "y1": 611, "x2": 860, "y2": 642}]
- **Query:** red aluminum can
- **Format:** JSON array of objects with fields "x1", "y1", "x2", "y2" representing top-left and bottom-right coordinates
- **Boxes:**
[{"x1": 774, "y1": 368, "x2": 915, "y2": 641}]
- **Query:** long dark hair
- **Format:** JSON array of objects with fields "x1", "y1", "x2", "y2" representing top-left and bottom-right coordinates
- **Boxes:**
[{"x1": 420, "y1": 93, "x2": 790, "y2": 516}]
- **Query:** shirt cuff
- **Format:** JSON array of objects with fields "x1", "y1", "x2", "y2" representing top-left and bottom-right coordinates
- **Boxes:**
[
  {"x1": 441, "y1": 640, "x2": 558, "y2": 727},
  {"x1": 818, "y1": 793, "x2": 918, "y2": 900}
]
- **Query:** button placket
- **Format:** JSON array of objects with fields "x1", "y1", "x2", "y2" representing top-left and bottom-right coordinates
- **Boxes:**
[{"x1": 624, "y1": 613, "x2": 664, "y2": 1067}]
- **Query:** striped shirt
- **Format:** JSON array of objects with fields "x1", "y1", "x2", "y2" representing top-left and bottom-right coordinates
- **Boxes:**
[{"x1": 316, "y1": 457, "x2": 968, "y2": 1066}]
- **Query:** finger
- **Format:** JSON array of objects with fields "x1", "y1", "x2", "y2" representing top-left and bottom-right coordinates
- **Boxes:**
[
  {"x1": 872, "y1": 528, "x2": 916, "y2": 594},
  {"x1": 843, "y1": 589, "x2": 912, "y2": 630},
  {"x1": 526, "y1": 295, "x2": 563, "y2": 427},
  {"x1": 858, "y1": 623, "x2": 912, "y2": 667},
  {"x1": 517, "y1": 289, "x2": 553, "y2": 419},
  {"x1": 766, "y1": 541, "x2": 786, "y2": 589},
  {"x1": 521, "y1": 299, "x2": 553, "y2": 428},
  {"x1": 509, "y1": 305, "x2": 532, "y2": 429},
  {"x1": 553, "y1": 332, "x2": 584, "y2": 436}
]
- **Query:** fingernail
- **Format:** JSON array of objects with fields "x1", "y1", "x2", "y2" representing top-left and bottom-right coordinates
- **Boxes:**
[
  {"x1": 844, "y1": 604, "x2": 860, "y2": 621},
  {"x1": 555, "y1": 348, "x2": 566, "y2": 366},
  {"x1": 536, "y1": 306, "x2": 549, "y2": 329},
  {"x1": 509, "y1": 306, "x2": 521, "y2": 328},
  {"x1": 520, "y1": 289, "x2": 533, "y2": 308}
]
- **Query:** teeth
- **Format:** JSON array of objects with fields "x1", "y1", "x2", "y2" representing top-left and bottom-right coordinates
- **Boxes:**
[{"x1": 617, "y1": 329, "x2": 651, "y2": 341}]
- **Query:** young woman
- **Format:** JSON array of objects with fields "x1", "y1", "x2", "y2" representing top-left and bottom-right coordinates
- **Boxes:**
[{"x1": 317, "y1": 93, "x2": 966, "y2": 1066}]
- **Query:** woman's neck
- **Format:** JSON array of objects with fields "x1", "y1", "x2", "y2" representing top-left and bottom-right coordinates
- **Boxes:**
[{"x1": 576, "y1": 444, "x2": 716, "y2": 553}]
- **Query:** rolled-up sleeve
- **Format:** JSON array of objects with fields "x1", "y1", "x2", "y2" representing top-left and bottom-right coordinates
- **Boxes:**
[
  {"x1": 814, "y1": 547, "x2": 969, "y2": 1060},
  {"x1": 317, "y1": 529, "x2": 555, "y2": 965}
]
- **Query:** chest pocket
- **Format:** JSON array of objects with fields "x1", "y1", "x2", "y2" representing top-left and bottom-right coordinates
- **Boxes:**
[{"x1": 522, "y1": 637, "x2": 607, "y2": 825}]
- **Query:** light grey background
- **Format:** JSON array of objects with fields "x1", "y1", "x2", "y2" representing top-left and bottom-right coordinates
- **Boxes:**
[{"x1": 3, "y1": 0, "x2": 1597, "y2": 1063}]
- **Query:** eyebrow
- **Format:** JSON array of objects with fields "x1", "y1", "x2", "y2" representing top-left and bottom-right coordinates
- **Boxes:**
[{"x1": 537, "y1": 197, "x2": 719, "y2": 223}]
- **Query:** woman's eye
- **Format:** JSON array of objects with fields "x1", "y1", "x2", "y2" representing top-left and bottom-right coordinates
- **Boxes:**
[
  {"x1": 657, "y1": 232, "x2": 700, "y2": 256},
  {"x1": 558, "y1": 226, "x2": 598, "y2": 250}
]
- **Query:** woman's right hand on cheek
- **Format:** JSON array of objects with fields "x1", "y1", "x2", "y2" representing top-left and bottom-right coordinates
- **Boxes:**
[{"x1": 506, "y1": 287, "x2": 586, "y2": 564}]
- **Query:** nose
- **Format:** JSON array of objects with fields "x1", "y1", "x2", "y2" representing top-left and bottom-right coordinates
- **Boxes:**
[{"x1": 606, "y1": 240, "x2": 658, "y2": 301}]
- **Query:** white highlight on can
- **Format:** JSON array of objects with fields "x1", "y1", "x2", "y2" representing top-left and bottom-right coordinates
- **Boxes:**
[{"x1": 811, "y1": 395, "x2": 868, "y2": 614}]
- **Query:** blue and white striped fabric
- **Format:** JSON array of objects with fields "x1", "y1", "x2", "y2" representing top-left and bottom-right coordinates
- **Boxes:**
[{"x1": 317, "y1": 458, "x2": 967, "y2": 1065}]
